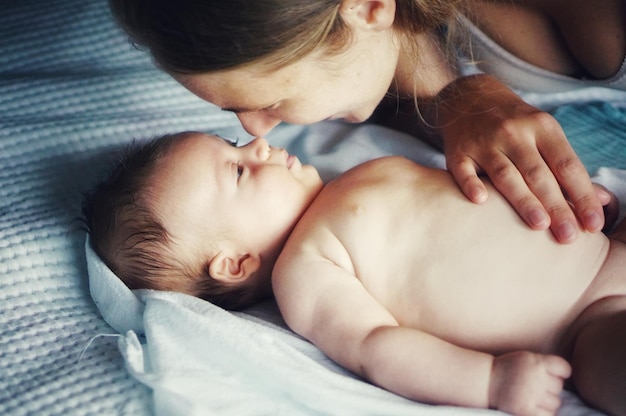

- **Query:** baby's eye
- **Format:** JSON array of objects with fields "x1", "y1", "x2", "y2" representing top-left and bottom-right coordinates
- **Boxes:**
[{"x1": 236, "y1": 163, "x2": 243, "y2": 179}]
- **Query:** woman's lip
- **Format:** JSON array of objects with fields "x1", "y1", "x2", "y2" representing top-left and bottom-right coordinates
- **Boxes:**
[{"x1": 325, "y1": 113, "x2": 361, "y2": 123}]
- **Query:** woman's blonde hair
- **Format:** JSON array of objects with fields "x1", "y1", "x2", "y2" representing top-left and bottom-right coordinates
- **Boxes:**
[{"x1": 109, "y1": 0, "x2": 464, "y2": 74}]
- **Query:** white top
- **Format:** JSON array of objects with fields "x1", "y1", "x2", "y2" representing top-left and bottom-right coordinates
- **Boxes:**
[{"x1": 457, "y1": 15, "x2": 626, "y2": 94}]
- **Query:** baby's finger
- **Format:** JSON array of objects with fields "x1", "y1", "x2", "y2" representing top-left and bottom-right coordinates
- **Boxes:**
[
  {"x1": 446, "y1": 156, "x2": 488, "y2": 204},
  {"x1": 546, "y1": 355, "x2": 572, "y2": 379},
  {"x1": 544, "y1": 372, "x2": 567, "y2": 398},
  {"x1": 538, "y1": 393, "x2": 562, "y2": 416}
]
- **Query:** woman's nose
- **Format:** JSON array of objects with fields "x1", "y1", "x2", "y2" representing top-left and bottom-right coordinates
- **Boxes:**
[{"x1": 237, "y1": 112, "x2": 282, "y2": 137}]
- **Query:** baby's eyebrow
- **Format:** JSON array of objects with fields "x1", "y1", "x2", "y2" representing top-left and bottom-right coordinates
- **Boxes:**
[
  {"x1": 218, "y1": 136, "x2": 239, "y2": 147},
  {"x1": 221, "y1": 103, "x2": 273, "y2": 113}
]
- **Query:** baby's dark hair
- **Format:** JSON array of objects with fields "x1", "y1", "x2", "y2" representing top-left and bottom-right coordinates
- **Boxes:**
[
  {"x1": 82, "y1": 133, "x2": 258, "y2": 310},
  {"x1": 108, "y1": 0, "x2": 463, "y2": 74}
]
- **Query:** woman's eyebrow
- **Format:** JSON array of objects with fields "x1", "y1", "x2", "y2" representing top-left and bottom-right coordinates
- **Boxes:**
[{"x1": 221, "y1": 106, "x2": 254, "y2": 113}]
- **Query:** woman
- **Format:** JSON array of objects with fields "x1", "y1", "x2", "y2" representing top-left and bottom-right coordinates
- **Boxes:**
[{"x1": 108, "y1": 0, "x2": 625, "y2": 243}]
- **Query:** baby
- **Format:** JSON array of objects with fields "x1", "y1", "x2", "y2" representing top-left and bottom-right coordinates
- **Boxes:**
[{"x1": 84, "y1": 131, "x2": 626, "y2": 416}]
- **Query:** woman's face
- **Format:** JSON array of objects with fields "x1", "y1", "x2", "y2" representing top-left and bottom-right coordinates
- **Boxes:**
[{"x1": 173, "y1": 26, "x2": 400, "y2": 137}]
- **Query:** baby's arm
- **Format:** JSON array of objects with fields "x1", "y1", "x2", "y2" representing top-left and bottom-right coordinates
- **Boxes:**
[
  {"x1": 274, "y1": 255, "x2": 569, "y2": 415},
  {"x1": 362, "y1": 328, "x2": 569, "y2": 415}
]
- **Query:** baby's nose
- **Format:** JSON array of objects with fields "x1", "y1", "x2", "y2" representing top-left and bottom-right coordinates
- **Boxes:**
[{"x1": 249, "y1": 137, "x2": 271, "y2": 159}]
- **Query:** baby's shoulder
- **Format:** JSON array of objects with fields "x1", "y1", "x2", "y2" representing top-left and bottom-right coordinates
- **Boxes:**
[
  {"x1": 323, "y1": 156, "x2": 437, "y2": 193},
  {"x1": 321, "y1": 156, "x2": 449, "y2": 204}
]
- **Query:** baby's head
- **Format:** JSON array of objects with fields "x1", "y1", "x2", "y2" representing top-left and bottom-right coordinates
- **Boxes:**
[{"x1": 83, "y1": 132, "x2": 322, "y2": 309}]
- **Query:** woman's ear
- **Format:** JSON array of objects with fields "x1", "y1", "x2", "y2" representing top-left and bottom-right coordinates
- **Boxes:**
[
  {"x1": 339, "y1": 0, "x2": 396, "y2": 30},
  {"x1": 208, "y1": 251, "x2": 261, "y2": 284}
]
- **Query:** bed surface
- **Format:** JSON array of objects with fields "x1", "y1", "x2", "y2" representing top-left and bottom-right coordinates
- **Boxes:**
[{"x1": 1, "y1": 0, "x2": 625, "y2": 415}]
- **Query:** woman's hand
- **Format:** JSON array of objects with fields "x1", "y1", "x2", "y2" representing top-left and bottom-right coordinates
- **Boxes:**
[{"x1": 432, "y1": 74, "x2": 607, "y2": 243}]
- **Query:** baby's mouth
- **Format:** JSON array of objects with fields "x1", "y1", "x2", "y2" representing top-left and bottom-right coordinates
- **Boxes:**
[{"x1": 287, "y1": 154, "x2": 296, "y2": 169}]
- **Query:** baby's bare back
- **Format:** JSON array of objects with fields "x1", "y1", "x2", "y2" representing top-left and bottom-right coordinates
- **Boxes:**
[{"x1": 296, "y1": 157, "x2": 612, "y2": 354}]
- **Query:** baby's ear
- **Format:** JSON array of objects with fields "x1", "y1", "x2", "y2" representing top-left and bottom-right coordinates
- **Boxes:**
[
  {"x1": 339, "y1": 0, "x2": 395, "y2": 30},
  {"x1": 208, "y1": 251, "x2": 261, "y2": 284}
]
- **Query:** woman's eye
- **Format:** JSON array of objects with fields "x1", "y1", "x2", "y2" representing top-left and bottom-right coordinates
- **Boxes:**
[{"x1": 261, "y1": 102, "x2": 279, "y2": 113}]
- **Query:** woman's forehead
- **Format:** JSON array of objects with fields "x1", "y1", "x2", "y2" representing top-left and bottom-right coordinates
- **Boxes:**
[{"x1": 172, "y1": 52, "x2": 327, "y2": 109}]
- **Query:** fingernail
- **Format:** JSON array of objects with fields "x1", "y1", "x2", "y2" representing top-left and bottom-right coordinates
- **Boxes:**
[
  {"x1": 471, "y1": 187, "x2": 487, "y2": 203},
  {"x1": 555, "y1": 222, "x2": 576, "y2": 243},
  {"x1": 529, "y1": 209, "x2": 549, "y2": 228},
  {"x1": 585, "y1": 211, "x2": 603, "y2": 232}
]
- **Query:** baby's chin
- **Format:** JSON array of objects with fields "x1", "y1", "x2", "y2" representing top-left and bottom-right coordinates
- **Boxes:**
[{"x1": 299, "y1": 164, "x2": 323, "y2": 186}]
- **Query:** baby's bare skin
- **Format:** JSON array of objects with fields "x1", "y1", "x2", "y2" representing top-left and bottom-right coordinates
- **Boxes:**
[{"x1": 274, "y1": 156, "x2": 626, "y2": 415}]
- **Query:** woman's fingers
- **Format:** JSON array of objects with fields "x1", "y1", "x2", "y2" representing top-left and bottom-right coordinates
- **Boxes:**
[
  {"x1": 447, "y1": 133, "x2": 604, "y2": 243},
  {"x1": 447, "y1": 156, "x2": 489, "y2": 204},
  {"x1": 539, "y1": 133, "x2": 605, "y2": 234}
]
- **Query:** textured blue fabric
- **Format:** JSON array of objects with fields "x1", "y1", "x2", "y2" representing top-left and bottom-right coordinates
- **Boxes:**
[
  {"x1": 0, "y1": 0, "x2": 245, "y2": 414},
  {"x1": 0, "y1": 0, "x2": 623, "y2": 414},
  {"x1": 553, "y1": 102, "x2": 626, "y2": 174}
]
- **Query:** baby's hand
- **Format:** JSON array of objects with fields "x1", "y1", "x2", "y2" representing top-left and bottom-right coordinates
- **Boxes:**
[{"x1": 489, "y1": 351, "x2": 571, "y2": 416}]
